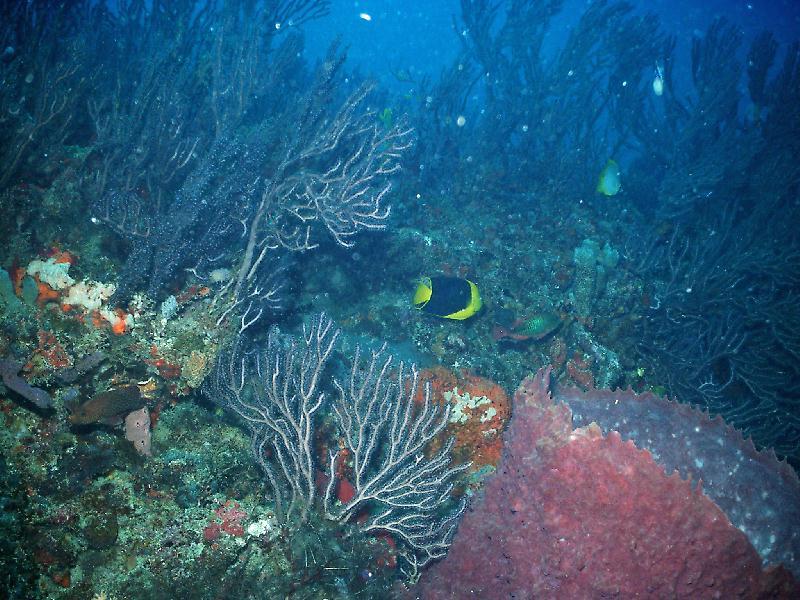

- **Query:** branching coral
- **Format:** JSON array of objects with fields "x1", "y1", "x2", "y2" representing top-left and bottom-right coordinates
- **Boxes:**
[
  {"x1": 87, "y1": 22, "x2": 411, "y2": 336},
  {"x1": 0, "y1": 1, "x2": 97, "y2": 189},
  {"x1": 86, "y1": 6, "x2": 411, "y2": 334},
  {"x1": 632, "y1": 204, "x2": 800, "y2": 460},
  {"x1": 626, "y1": 21, "x2": 800, "y2": 463},
  {"x1": 206, "y1": 314, "x2": 465, "y2": 572}
]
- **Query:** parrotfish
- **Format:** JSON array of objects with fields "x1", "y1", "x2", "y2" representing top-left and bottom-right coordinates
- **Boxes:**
[{"x1": 492, "y1": 312, "x2": 562, "y2": 342}]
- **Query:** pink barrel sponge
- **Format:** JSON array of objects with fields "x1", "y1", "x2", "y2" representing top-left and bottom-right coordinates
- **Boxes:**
[{"x1": 413, "y1": 367, "x2": 799, "y2": 599}]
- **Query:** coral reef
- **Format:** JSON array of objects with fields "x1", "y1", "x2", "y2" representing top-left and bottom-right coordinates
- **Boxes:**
[
  {"x1": 1, "y1": 0, "x2": 799, "y2": 597},
  {"x1": 413, "y1": 368, "x2": 799, "y2": 598}
]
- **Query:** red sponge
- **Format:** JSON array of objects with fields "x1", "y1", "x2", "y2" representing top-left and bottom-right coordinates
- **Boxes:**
[{"x1": 413, "y1": 367, "x2": 798, "y2": 599}]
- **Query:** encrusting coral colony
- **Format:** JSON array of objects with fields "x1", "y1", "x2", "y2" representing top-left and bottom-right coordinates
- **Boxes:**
[{"x1": 0, "y1": 0, "x2": 798, "y2": 598}]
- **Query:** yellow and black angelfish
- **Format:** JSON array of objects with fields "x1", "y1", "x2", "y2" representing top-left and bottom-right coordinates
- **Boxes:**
[{"x1": 412, "y1": 276, "x2": 482, "y2": 320}]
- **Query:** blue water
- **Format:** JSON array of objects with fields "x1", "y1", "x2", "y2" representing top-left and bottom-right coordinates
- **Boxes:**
[{"x1": 303, "y1": 0, "x2": 800, "y2": 84}]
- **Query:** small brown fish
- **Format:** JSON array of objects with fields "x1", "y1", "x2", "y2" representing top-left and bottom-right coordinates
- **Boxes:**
[{"x1": 68, "y1": 384, "x2": 144, "y2": 425}]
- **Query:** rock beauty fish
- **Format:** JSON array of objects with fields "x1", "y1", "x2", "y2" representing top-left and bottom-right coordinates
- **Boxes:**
[
  {"x1": 596, "y1": 159, "x2": 622, "y2": 196},
  {"x1": 413, "y1": 276, "x2": 482, "y2": 320}
]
